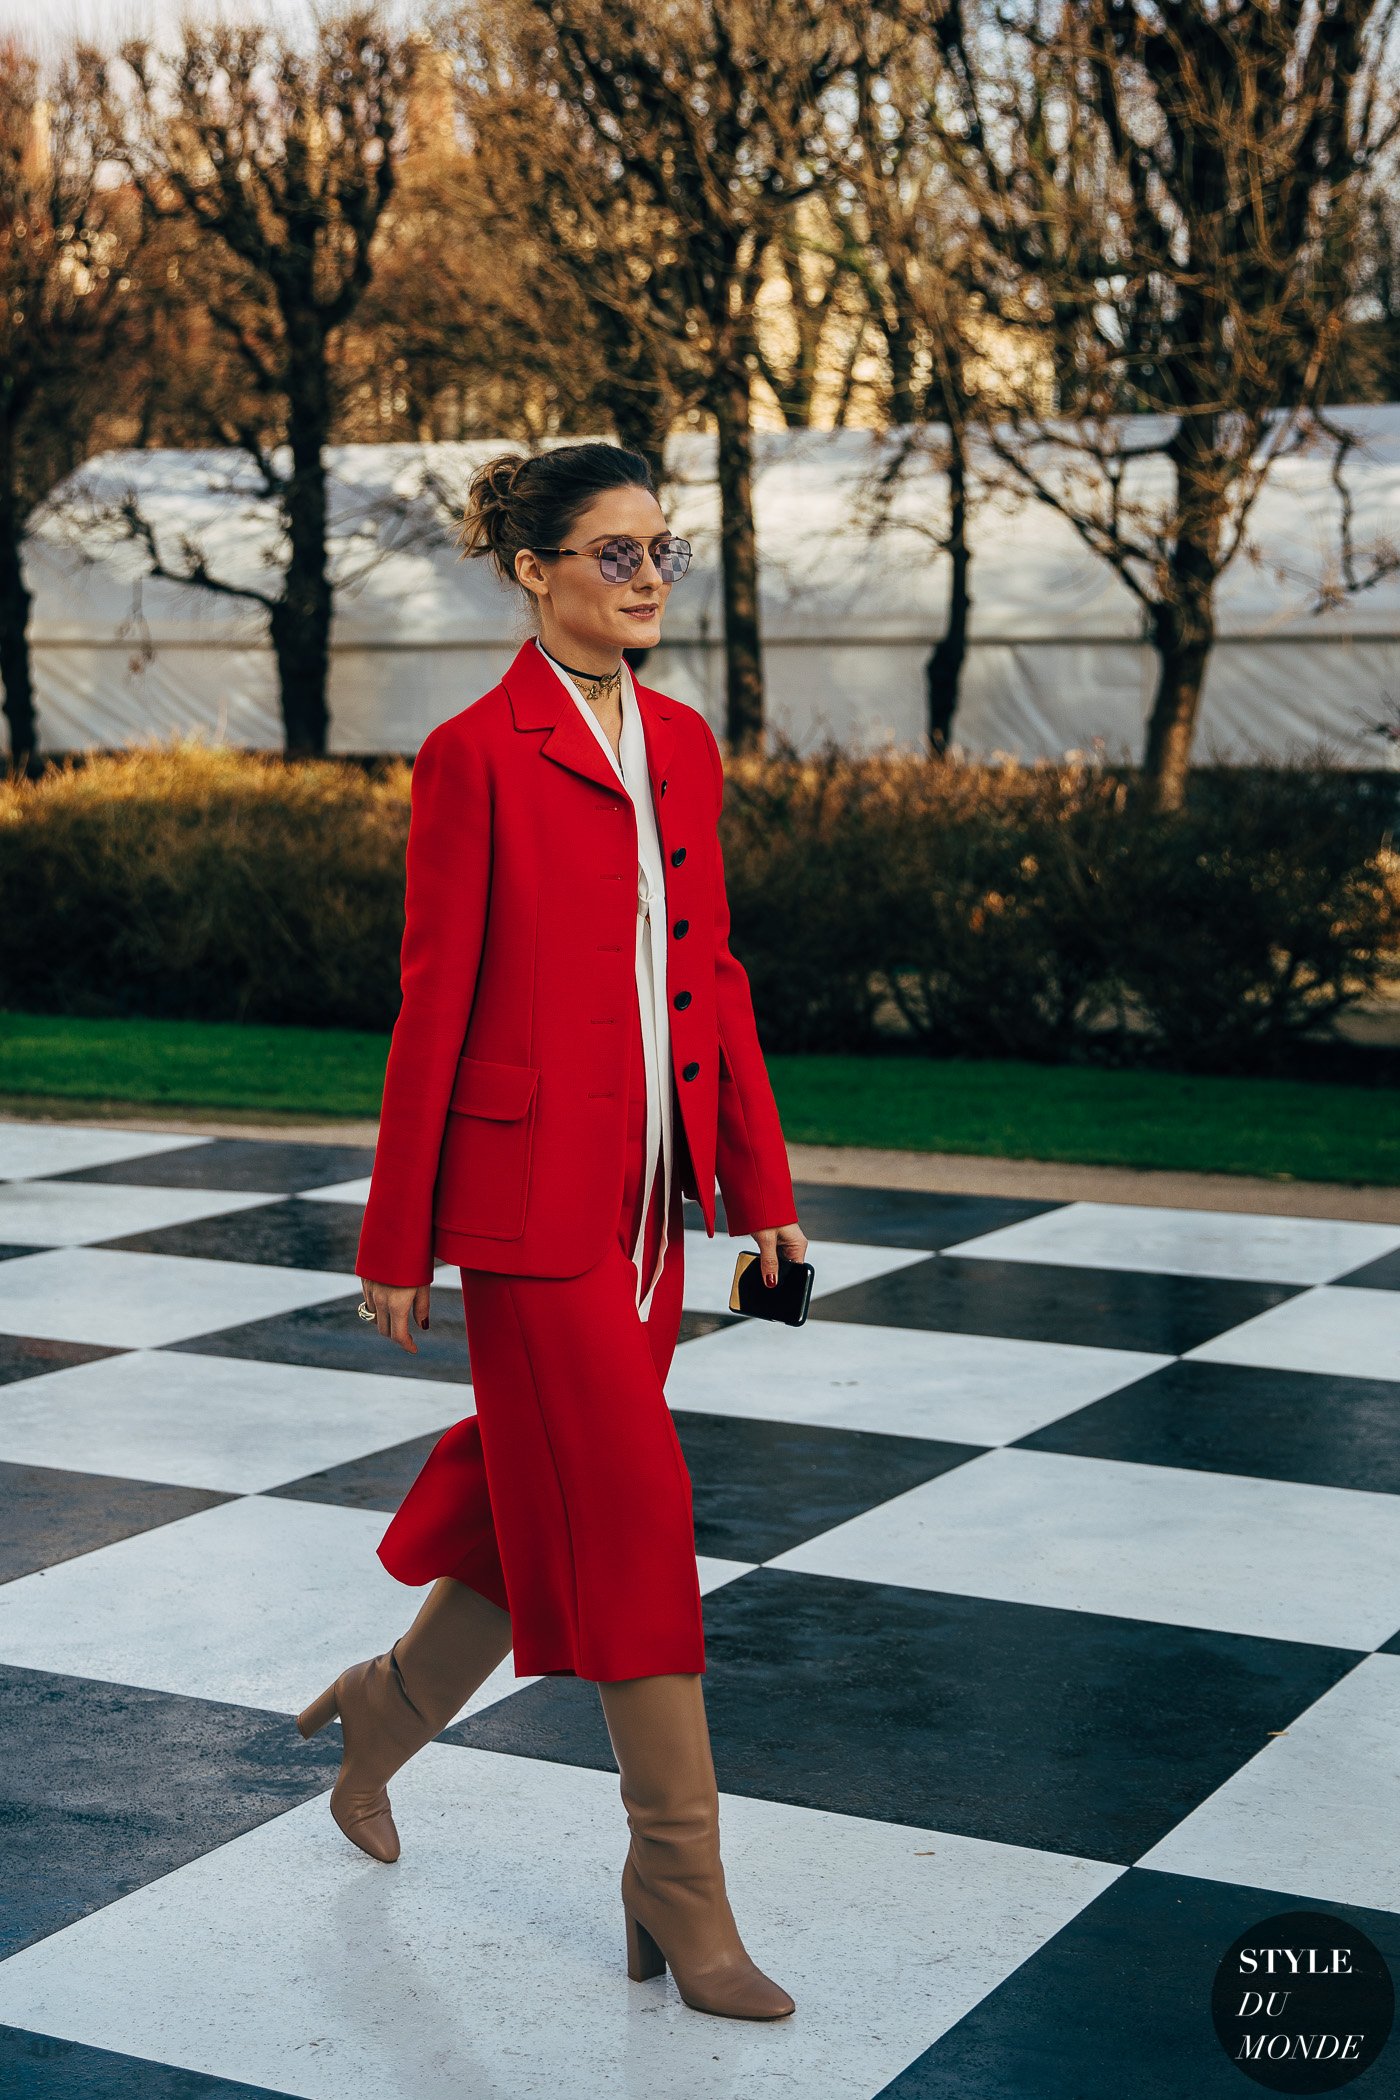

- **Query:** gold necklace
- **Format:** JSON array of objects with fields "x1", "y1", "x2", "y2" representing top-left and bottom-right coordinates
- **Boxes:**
[
  {"x1": 543, "y1": 643, "x2": 622, "y2": 708},
  {"x1": 576, "y1": 665, "x2": 622, "y2": 708}
]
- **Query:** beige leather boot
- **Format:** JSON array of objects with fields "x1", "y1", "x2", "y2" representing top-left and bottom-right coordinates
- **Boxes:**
[
  {"x1": 597, "y1": 1671, "x2": 795, "y2": 2019},
  {"x1": 296, "y1": 1577, "x2": 513, "y2": 1862}
]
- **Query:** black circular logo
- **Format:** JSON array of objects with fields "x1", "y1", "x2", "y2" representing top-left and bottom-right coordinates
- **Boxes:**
[{"x1": 1212, "y1": 1910, "x2": 1394, "y2": 2091}]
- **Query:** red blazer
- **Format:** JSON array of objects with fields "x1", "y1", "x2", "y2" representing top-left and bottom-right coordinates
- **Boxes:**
[{"x1": 355, "y1": 637, "x2": 798, "y2": 1287}]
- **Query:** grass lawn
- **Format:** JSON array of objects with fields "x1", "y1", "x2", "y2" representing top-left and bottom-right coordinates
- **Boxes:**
[{"x1": 0, "y1": 1009, "x2": 1390, "y2": 1184}]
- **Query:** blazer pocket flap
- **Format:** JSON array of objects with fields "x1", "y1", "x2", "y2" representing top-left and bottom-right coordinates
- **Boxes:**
[{"x1": 449, "y1": 1056, "x2": 540, "y2": 1120}]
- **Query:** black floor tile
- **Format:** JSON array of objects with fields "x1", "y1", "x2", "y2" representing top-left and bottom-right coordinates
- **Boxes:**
[
  {"x1": 456, "y1": 1567, "x2": 1366, "y2": 1862},
  {"x1": 673, "y1": 1411, "x2": 984, "y2": 1562},
  {"x1": 99, "y1": 1198, "x2": 366, "y2": 1274},
  {"x1": 811, "y1": 1253, "x2": 1303, "y2": 1355},
  {"x1": 171, "y1": 1284, "x2": 734, "y2": 1383},
  {"x1": 264, "y1": 1427, "x2": 451, "y2": 1513},
  {"x1": 165, "y1": 1285, "x2": 472, "y2": 1382},
  {"x1": 0, "y1": 1337, "x2": 123, "y2": 1389},
  {"x1": 0, "y1": 2026, "x2": 300, "y2": 2098},
  {"x1": 1018, "y1": 1357, "x2": 1400, "y2": 1495},
  {"x1": 1337, "y1": 1246, "x2": 1400, "y2": 1292},
  {"x1": 784, "y1": 1184, "x2": 1065, "y2": 1251},
  {"x1": 57, "y1": 1139, "x2": 375, "y2": 1196},
  {"x1": 0, "y1": 1463, "x2": 234, "y2": 1585},
  {"x1": 685, "y1": 1182, "x2": 1063, "y2": 1252},
  {"x1": 0, "y1": 1666, "x2": 343, "y2": 1959},
  {"x1": 878, "y1": 1868, "x2": 1400, "y2": 2100}
]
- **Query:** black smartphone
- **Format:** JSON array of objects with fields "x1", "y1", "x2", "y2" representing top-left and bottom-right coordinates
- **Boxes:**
[{"x1": 728, "y1": 1249, "x2": 814, "y2": 1326}]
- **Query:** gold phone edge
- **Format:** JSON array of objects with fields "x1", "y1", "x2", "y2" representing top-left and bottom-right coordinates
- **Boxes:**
[{"x1": 729, "y1": 1249, "x2": 757, "y2": 1312}]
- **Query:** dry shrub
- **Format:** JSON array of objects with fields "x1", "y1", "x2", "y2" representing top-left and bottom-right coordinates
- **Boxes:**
[
  {"x1": 0, "y1": 743, "x2": 412, "y2": 1028},
  {"x1": 719, "y1": 740, "x2": 1400, "y2": 1071},
  {"x1": 1, "y1": 740, "x2": 1395, "y2": 1073}
]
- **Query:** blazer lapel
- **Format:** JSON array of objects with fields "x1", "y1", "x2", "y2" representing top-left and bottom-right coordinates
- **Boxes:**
[
  {"x1": 504, "y1": 638, "x2": 678, "y2": 808},
  {"x1": 503, "y1": 637, "x2": 619, "y2": 797}
]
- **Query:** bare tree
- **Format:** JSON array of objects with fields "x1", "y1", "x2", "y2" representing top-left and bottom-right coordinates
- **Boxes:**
[
  {"x1": 87, "y1": 10, "x2": 414, "y2": 755},
  {"x1": 431, "y1": 19, "x2": 706, "y2": 492},
  {"x1": 827, "y1": 14, "x2": 1012, "y2": 751},
  {"x1": 920, "y1": 0, "x2": 1400, "y2": 808},
  {"x1": 458, "y1": 0, "x2": 855, "y2": 750},
  {"x1": 0, "y1": 42, "x2": 140, "y2": 772}
]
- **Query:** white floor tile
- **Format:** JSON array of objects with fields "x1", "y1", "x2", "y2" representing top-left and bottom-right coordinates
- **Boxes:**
[
  {"x1": 0, "y1": 1495, "x2": 430, "y2": 1712},
  {"x1": 0, "y1": 1492, "x2": 756, "y2": 1714},
  {"x1": 0, "y1": 1179, "x2": 278, "y2": 1247},
  {"x1": 1186, "y1": 1284, "x2": 1400, "y2": 1382},
  {"x1": 0, "y1": 1123, "x2": 208, "y2": 1182},
  {"x1": 667, "y1": 1316, "x2": 1168, "y2": 1444},
  {"x1": 0, "y1": 1740, "x2": 1119, "y2": 2100},
  {"x1": 0, "y1": 1348, "x2": 464, "y2": 1493},
  {"x1": 682, "y1": 1230, "x2": 929, "y2": 1317},
  {"x1": 941, "y1": 1200, "x2": 1400, "y2": 1285},
  {"x1": 1139, "y1": 1656, "x2": 1400, "y2": 1912},
  {"x1": 300, "y1": 1176, "x2": 373, "y2": 1206},
  {"x1": 768, "y1": 1446, "x2": 1400, "y2": 1649},
  {"x1": 0, "y1": 1246, "x2": 356, "y2": 1348}
]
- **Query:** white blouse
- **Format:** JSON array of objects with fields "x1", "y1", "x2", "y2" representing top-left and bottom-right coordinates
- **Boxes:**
[{"x1": 533, "y1": 638, "x2": 673, "y2": 1318}]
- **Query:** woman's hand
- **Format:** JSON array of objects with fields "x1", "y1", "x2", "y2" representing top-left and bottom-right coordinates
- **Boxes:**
[
  {"x1": 753, "y1": 1221, "x2": 808, "y2": 1286},
  {"x1": 360, "y1": 1278, "x2": 433, "y2": 1354}
]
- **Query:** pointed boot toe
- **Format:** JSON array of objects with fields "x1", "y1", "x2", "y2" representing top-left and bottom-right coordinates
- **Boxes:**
[
  {"x1": 329, "y1": 1781, "x2": 401, "y2": 1863},
  {"x1": 621, "y1": 1852, "x2": 795, "y2": 2019},
  {"x1": 296, "y1": 1581, "x2": 515, "y2": 1864},
  {"x1": 601, "y1": 1674, "x2": 797, "y2": 2023}
]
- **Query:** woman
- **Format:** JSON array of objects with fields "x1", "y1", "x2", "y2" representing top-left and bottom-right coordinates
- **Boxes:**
[{"x1": 296, "y1": 441, "x2": 809, "y2": 2022}]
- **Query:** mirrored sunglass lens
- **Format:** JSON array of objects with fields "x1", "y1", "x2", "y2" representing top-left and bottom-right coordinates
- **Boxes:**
[
  {"x1": 598, "y1": 539, "x2": 643, "y2": 582},
  {"x1": 656, "y1": 537, "x2": 691, "y2": 580}
]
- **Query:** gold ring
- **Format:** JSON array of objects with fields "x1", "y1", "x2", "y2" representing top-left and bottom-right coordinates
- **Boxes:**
[{"x1": 357, "y1": 1301, "x2": 376, "y2": 1322}]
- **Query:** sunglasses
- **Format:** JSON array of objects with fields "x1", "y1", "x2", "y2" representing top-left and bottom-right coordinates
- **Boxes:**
[{"x1": 532, "y1": 533, "x2": 693, "y2": 584}]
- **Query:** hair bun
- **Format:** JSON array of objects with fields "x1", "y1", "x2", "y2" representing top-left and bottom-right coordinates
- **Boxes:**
[
  {"x1": 455, "y1": 439, "x2": 657, "y2": 590},
  {"x1": 458, "y1": 452, "x2": 534, "y2": 563}
]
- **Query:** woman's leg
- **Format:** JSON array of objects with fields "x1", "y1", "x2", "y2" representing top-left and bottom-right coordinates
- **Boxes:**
[
  {"x1": 596, "y1": 1671, "x2": 794, "y2": 2019},
  {"x1": 297, "y1": 1576, "x2": 513, "y2": 1862}
]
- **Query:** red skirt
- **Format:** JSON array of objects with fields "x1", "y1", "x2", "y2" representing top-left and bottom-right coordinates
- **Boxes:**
[{"x1": 374, "y1": 994, "x2": 703, "y2": 1682}]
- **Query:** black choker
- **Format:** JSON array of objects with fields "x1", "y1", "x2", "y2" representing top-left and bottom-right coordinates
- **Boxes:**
[{"x1": 540, "y1": 641, "x2": 623, "y2": 682}]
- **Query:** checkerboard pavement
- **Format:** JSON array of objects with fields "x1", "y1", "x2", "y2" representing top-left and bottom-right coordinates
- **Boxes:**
[{"x1": 2, "y1": 1119, "x2": 1400, "y2": 2098}]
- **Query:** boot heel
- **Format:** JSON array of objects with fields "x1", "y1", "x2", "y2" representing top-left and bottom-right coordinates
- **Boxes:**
[
  {"x1": 296, "y1": 1684, "x2": 339, "y2": 1739},
  {"x1": 624, "y1": 1905, "x2": 666, "y2": 1983}
]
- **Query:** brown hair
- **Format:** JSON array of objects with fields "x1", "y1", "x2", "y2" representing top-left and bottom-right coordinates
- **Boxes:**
[{"x1": 457, "y1": 441, "x2": 657, "y2": 590}]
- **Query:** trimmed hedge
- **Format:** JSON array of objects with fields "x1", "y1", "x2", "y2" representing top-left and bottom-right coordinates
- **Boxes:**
[
  {"x1": 0, "y1": 745, "x2": 411, "y2": 1031},
  {"x1": 1, "y1": 740, "x2": 1396, "y2": 1075}
]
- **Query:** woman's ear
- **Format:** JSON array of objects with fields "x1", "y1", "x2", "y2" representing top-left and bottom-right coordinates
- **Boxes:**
[{"x1": 514, "y1": 548, "x2": 548, "y2": 601}]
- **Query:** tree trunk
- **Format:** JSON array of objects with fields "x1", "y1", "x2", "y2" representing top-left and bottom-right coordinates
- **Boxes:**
[
  {"x1": 1144, "y1": 428, "x2": 1221, "y2": 812},
  {"x1": 610, "y1": 396, "x2": 671, "y2": 506},
  {"x1": 273, "y1": 368, "x2": 333, "y2": 759},
  {"x1": 712, "y1": 359, "x2": 764, "y2": 752},
  {"x1": 0, "y1": 474, "x2": 38, "y2": 775},
  {"x1": 1145, "y1": 601, "x2": 1213, "y2": 813},
  {"x1": 925, "y1": 426, "x2": 970, "y2": 755}
]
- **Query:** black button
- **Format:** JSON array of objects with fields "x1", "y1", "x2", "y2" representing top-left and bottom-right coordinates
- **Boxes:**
[
  {"x1": 672, "y1": 918, "x2": 689, "y2": 938},
  {"x1": 660, "y1": 779, "x2": 668, "y2": 795},
  {"x1": 673, "y1": 990, "x2": 692, "y2": 1010},
  {"x1": 682, "y1": 1060, "x2": 700, "y2": 1080},
  {"x1": 670, "y1": 845, "x2": 686, "y2": 865}
]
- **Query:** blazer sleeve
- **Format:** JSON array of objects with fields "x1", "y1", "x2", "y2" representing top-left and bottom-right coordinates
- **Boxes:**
[
  {"x1": 699, "y1": 716, "x2": 798, "y2": 1237},
  {"x1": 355, "y1": 721, "x2": 493, "y2": 1287}
]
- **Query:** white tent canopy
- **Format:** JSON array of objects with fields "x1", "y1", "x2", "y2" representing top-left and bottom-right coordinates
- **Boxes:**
[{"x1": 16, "y1": 410, "x2": 1400, "y2": 765}]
